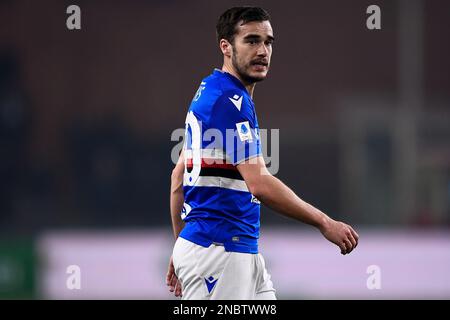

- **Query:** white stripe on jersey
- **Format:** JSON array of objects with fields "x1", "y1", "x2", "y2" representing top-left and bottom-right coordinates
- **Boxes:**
[
  {"x1": 192, "y1": 176, "x2": 249, "y2": 192},
  {"x1": 184, "y1": 148, "x2": 229, "y2": 161}
]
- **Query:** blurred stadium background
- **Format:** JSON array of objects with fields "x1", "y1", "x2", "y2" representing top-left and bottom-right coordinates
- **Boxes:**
[{"x1": 0, "y1": 0, "x2": 449, "y2": 299}]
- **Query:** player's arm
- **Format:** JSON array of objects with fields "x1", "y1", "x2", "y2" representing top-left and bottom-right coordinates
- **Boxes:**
[
  {"x1": 170, "y1": 150, "x2": 185, "y2": 239},
  {"x1": 237, "y1": 156, "x2": 359, "y2": 255},
  {"x1": 167, "y1": 150, "x2": 184, "y2": 297}
]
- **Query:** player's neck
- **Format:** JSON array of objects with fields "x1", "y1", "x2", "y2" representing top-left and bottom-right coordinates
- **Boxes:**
[{"x1": 221, "y1": 65, "x2": 256, "y2": 98}]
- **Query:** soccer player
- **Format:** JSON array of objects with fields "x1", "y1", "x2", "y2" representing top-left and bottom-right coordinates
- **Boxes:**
[{"x1": 167, "y1": 6, "x2": 359, "y2": 300}]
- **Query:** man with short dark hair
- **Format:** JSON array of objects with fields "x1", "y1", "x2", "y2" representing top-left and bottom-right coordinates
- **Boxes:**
[{"x1": 167, "y1": 6, "x2": 358, "y2": 300}]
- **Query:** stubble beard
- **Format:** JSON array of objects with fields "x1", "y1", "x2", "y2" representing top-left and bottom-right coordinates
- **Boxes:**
[{"x1": 232, "y1": 49, "x2": 267, "y2": 85}]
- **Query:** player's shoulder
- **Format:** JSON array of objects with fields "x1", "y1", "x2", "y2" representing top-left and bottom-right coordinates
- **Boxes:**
[
  {"x1": 190, "y1": 70, "x2": 222, "y2": 110},
  {"x1": 214, "y1": 70, "x2": 248, "y2": 100},
  {"x1": 212, "y1": 70, "x2": 253, "y2": 113},
  {"x1": 203, "y1": 69, "x2": 249, "y2": 99},
  {"x1": 189, "y1": 69, "x2": 253, "y2": 122}
]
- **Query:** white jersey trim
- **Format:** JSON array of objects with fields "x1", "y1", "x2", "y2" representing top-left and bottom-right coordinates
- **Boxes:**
[
  {"x1": 191, "y1": 176, "x2": 249, "y2": 192},
  {"x1": 185, "y1": 148, "x2": 229, "y2": 161}
]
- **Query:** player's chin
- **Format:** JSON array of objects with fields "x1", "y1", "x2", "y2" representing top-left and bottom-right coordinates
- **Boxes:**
[{"x1": 248, "y1": 70, "x2": 268, "y2": 82}]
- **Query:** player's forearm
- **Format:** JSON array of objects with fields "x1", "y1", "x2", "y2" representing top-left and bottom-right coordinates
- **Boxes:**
[
  {"x1": 170, "y1": 170, "x2": 185, "y2": 239},
  {"x1": 170, "y1": 190, "x2": 184, "y2": 239},
  {"x1": 255, "y1": 175, "x2": 330, "y2": 230}
]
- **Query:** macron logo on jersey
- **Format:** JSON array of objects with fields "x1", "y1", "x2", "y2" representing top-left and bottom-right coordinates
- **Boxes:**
[
  {"x1": 229, "y1": 94, "x2": 243, "y2": 111},
  {"x1": 204, "y1": 276, "x2": 218, "y2": 294}
]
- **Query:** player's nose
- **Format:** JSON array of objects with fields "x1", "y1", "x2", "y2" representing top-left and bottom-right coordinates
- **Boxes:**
[{"x1": 256, "y1": 43, "x2": 269, "y2": 56}]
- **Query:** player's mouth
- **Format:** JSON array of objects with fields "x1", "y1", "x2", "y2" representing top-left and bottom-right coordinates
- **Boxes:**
[{"x1": 250, "y1": 61, "x2": 269, "y2": 71}]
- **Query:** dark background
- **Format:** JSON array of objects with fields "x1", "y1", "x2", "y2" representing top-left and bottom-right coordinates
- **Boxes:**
[{"x1": 1, "y1": 0, "x2": 449, "y2": 237}]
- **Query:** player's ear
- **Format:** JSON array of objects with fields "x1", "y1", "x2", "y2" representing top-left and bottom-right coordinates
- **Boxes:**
[{"x1": 219, "y1": 39, "x2": 232, "y2": 58}]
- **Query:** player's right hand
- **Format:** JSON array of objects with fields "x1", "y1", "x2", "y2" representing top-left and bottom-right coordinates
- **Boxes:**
[
  {"x1": 319, "y1": 218, "x2": 359, "y2": 255},
  {"x1": 166, "y1": 255, "x2": 182, "y2": 297}
]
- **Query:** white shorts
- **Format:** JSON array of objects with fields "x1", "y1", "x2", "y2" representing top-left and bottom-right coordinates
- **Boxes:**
[{"x1": 172, "y1": 237, "x2": 276, "y2": 300}]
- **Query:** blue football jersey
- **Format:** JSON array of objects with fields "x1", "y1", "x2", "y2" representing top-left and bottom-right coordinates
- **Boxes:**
[{"x1": 179, "y1": 69, "x2": 262, "y2": 254}]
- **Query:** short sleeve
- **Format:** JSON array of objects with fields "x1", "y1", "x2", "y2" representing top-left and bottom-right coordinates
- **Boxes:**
[{"x1": 207, "y1": 91, "x2": 261, "y2": 165}]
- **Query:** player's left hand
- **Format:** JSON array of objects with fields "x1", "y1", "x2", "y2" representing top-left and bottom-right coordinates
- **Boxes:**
[
  {"x1": 166, "y1": 255, "x2": 182, "y2": 297},
  {"x1": 320, "y1": 218, "x2": 359, "y2": 255}
]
